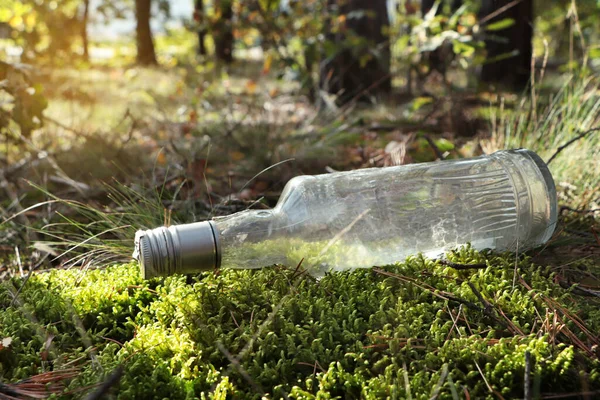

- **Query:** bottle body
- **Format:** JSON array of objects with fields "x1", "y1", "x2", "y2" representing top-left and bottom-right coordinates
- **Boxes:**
[
  {"x1": 134, "y1": 149, "x2": 557, "y2": 278},
  {"x1": 214, "y1": 149, "x2": 556, "y2": 274}
]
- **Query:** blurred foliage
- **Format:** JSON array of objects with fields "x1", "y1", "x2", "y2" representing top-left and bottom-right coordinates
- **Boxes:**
[
  {"x1": 0, "y1": 0, "x2": 170, "y2": 63},
  {"x1": 534, "y1": 0, "x2": 600, "y2": 62},
  {"x1": 391, "y1": 0, "x2": 483, "y2": 89},
  {"x1": 239, "y1": 0, "x2": 327, "y2": 93},
  {"x1": 0, "y1": 61, "x2": 47, "y2": 138},
  {"x1": 0, "y1": 0, "x2": 599, "y2": 94},
  {"x1": 0, "y1": 0, "x2": 84, "y2": 62}
]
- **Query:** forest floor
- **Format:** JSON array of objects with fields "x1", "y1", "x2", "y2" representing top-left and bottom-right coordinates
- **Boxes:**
[{"x1": 0, "y1": 60, "x2": 599, "y2": 398}]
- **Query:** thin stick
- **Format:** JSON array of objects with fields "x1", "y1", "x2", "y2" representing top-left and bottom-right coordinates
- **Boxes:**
[
  {"x1": 559, "y1": 206, "x2": 600, "y2": 215},
  {"x1": 530, "y1": 51, "x2": 537, "y2": 125},
  {"x1": 446, "y1": 304, "x2": 463, "y2": 341},
  {"x1": 216, "y1": 342, "x2": 265, "y2": 395},
  {"x1": 423, "y1": 135, "x2": 445, "y2": 160},
  {"x1": 83, "y1": 366, "x2": 123, "y2": 400},
  {"x1": 541, "y1": 390, "x2": 600, "y2": 399},
  {"x1": 238, "y1": 158, "x2": 296, "y2": 193},
  {"x1": 592, "y1": 227, "x2": 600, "y2": 247},
  {"x1": 430, "y1": 363, "x2": 449, "y2": 400},
  {"x1": 319, "y1": 209, "x2": 370, "y2": 256},
  {"x1": 402, "y1": 361, "x2": 413, "y2": 400},
  {"x1": 44, "y1": 115, "x2": 92, "y2": 140},
  {"x1": 478, "y1": 0, "x2": 522, "y2": 26},
  {"x1": 539, "y1": 39, "x2": 550, "y2": 86},
  {"x1": 546, "y1": 127, "x2": 600, "y2": 164},
  {"x1": 439, "y1": 260, "x2": 487, "y2": 270},
  {"x1": 524, "y1": 351, "x2": 532, "y2": 400},
  {"x1": 14, "y1": 246, "x2": 23, "y2": 277},
  {"x1": 569, "y1": 0, "x2": 587, "y2": 63},
  {"x1": 475, "y1": 361, "x2": 494, "y2": 395}
]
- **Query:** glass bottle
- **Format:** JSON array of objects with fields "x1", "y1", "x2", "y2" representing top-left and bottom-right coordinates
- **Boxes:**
[{"x1": 134, "y1": 149, "x2": 557, "y2": 278}]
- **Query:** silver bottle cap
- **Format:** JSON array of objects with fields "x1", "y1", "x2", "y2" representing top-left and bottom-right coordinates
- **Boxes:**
[{"x1": 133, "y1": 221, "x2": 221, "y2": 279}]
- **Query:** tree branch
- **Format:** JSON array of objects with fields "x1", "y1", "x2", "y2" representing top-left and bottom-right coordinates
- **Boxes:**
[{"x1": 546, "y1": 127, "x2": 600, "y2": 165}]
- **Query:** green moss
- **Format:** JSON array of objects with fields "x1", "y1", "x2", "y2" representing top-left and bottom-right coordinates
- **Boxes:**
[{"x1": 1, "y1": 249, "x2": 599, "y2": 399}]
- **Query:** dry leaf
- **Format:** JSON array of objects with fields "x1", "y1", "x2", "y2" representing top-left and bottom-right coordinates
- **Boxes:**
[
  {"x1": 262, "y1": 53, "x2": 273, "y2": 75},
  {"x1": 156, "y1": 152, "x2": 167, "y2": 166},
  {"x1": 245, "y1": 80, "x2": 258, "y2": 94},
  {"x1": 0, "y1": 337, "x2": 12, "y2": 350},
  {"x1": 229, "y1": 151, "x2": 245, "y2": 161}
]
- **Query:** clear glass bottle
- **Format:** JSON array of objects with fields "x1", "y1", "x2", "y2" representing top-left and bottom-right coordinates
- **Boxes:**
[{"x1": 134, "y1": 149, "x2": 557, "y2": 278}]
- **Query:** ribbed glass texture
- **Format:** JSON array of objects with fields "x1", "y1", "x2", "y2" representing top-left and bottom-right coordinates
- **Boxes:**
[{"x1": 214, "y1": 149, "x2": 557, "y2": 274}]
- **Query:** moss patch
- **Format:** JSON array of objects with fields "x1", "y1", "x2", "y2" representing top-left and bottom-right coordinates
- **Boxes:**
[{"x1": 1, "y1": 247, "x2": 600, "y2": 399}]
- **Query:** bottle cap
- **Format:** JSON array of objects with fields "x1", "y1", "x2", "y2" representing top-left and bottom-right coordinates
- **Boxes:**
[{"x1": 133, "y1": 221, "x2": 221, "y2": 279}]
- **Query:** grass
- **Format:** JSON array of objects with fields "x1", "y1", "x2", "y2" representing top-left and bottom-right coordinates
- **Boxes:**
[{"x1": 483, "y1": 73, "x2": 600, "y2": 203}]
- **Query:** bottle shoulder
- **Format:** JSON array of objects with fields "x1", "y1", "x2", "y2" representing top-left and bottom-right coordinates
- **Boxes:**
[{"x1": 275, "y1": 175, "x2": 315, "y2": 211}]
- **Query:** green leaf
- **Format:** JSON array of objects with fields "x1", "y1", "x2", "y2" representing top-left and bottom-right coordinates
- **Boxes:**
[
  {"x1": 589, "y1": 47, "x2": 600, "y2": 59},
  {"x1": 452, "y1": 40, "x2": 475, "y2": 57},
  {"x1": 411, "y1": 96, "x2": 434, "y2": 111},
  {"x1": 423, "y1": 0, "x2": 441, "y2": 22},
  {"x1": 485, "y1": 18, "x2": 515, "y2": 31},
  {"x1": 448, "y1": 4, "x2": 469, "y2": 28},
  {"x1": 435, "y1": 138, "x2": 455, "y2": 152}
]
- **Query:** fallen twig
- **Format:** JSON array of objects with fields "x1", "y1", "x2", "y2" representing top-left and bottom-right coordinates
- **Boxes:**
[
  {"x1": 83, "y1": 366, "x2": 123, "y2": 400},
  {"x1": 541, "y1": 390, "x2": 600, "y2": 399},
  {"x1": 546, "y1": 127, "x2": 600, "y2": 165},
  {"x1": 559, "y1": 206, "x2": 600, "y2": 215},
  {"x1": 44, "y1": 115, "x2": 95, "y2": 141},
  {"x1": 524, "y1": 351, "x2": 532, "y2": 400},
  {"x1": 422, "y1": 134, "x2": 445, "y2": 160},
  {"x1": 519, "y1": 276, "x2": 600, "y2": 358},
  {"x1": 592, "y1": 227, "x2": 600, "y2": 246},
  {"x1": 6, "y1": 252, "x2": 49, "y2": 302},
  {"x1": 373, "y1": 268, "x2": 509, "y2": 329},
  {"x1": 438, "y1": 260, "x2": 487, "y2": 270},
  {"x1": 557, "y1": 280, "x2": 600, "y2": 299},
  {"x1": 430, "y1": 363, "x2": 449, "y2": 400},
  {"x1": 0, "y1": 368, "x2": 80, "y2": 399},
  {"x1": 478, "y1": 0, "x2": 522, "y2": 26}
]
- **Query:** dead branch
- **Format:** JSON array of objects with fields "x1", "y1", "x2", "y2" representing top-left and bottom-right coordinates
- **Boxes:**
[
  {"x1": 422, "y1": 134, "x2": 445, "y2": 160},
  {"x1": 524, "y1": 351, "x2": 532, "y2": 400},
  {"x1": 559, "y1": 206, "x2": 600, "y2": 215},
  {"x1": 438, "y1": 260, "x2": 487, "y2": 270},
  {"x1": 547, "y1": 127, "x2": 600, "y2": 165},
  {"x1": 44, "y1": 115, "x2": 95, "y2": 142},
  {"x1": 83, "y1": 366, "x2": 123, "y2": 400}
]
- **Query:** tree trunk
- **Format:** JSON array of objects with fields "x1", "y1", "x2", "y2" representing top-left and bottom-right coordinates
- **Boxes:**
[
  {"x1": 81, "y1": 0, "x2": 90, "y2": 61},
  {"x1": 135, "y1": 0, "x2": 157, "y2": 65},
  {"x1": 320, "y1": 0, "x2": 391, "y2": 104},
  {"x1": 479, "y1": 0, "x2": 533, "y2": 88},
  {"x1": 214, "y1": 0, "x2": 234, "y2": 63},
  {"x1": 194, "y1": 0, "x2": 207, "y2": 56}
]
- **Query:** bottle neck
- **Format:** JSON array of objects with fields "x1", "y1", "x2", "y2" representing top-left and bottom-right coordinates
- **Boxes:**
[
  {"x1": 213, "y1": 209, "x2": 280, "y2": 245},
  {"x1": 213, "y1": 208, "x2": 302, "y2": 270}
]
